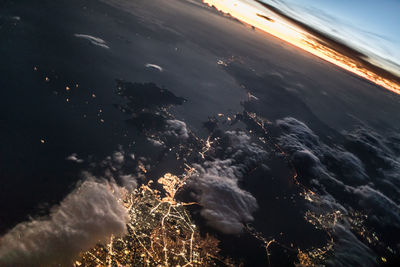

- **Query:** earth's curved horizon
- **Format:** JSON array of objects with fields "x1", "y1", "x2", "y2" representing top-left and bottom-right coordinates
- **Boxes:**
[{"x1": 1, "y1": 0, "x2": 399, "y2": 266}]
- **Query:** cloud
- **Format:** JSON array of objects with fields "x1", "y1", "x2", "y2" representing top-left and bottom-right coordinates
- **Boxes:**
[
  {"x1": 147, "y1": 137, "x2": 165, "y2": 147},
  {"x1": 191, "y1": 160, "x2": 258, "y2": 234},
  {"x1": 277, "y1": 117, "x2": 368, "y2": 187},
  {"x1": 112, "y1": 151, "x2": 125, "y2": 165},
  {"x1": 276, "y1": 117, "x2": 320, "y2": 153},
  {"x1": 66, "y1": 153, "x2": 84, "y2": 163},
  {"x1": 145, "y1": 63, "x2": 163, "y2": 72},
  {"x1": 225, "y1": 130, "x2": 268, "y2": 161},
  {"x1": 344, "y1": 127, "x2": 400, "y2": 202},
  {"x1": 0, "y1": 178, "x2": 128, "y2": 266},
  {"x1": 352, "y1": 185, "x2": 400, "y2": 228},
  {"x1": 165, "y1": 119, "x2": 189, "y2": 140},
  {"x1": 189, "y1": 131, "x2": 268, "y2": 234},
  {"x1": 276, "y1": 117, "x2": 400, "y2": 264},
  {"x1": 276, "y1": 117, "x2": 399, "y2": 203},
  {"x1": 345, "y1": 127, "x2": 400, "y2": 169},
  {"x1": 118, "y1": 174, "x2": 138, "y2": 192},
  {"x1": 98, "y1": 149, "x2": 139, "y2": 191},
  {"x1": 327, "y1": 224, "x2": 376, "y2": 266},
  {"x1": 74, "y1": 34, "x2": 110, "y2": 49}
]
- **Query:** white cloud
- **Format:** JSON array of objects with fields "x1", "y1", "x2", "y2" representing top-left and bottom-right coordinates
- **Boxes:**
[
  {"x1": 0, "y1": 178, "x2": 128, "y2": 266},
  {"x1": 74, "y1": 34, "x2": 110, "y2": 49},
  {"x1": 145, "y1": 63, "x2": 163, "y2": 72},
  {"x1": 189, "y1": 131, "x2": 268, "y2": 234},
  {"x1": 191, "y1": 160, "x2": 258, "y2": 234}
]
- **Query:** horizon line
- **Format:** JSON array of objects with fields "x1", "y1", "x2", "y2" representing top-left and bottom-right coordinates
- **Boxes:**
[{"x1": 202, "y1": 0, "x2": 400, "y2": 95}]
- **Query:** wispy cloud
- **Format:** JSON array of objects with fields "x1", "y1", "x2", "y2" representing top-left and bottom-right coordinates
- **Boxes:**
[{"x1": 74, "y1": 34, "x2": 110, "y2": 49}]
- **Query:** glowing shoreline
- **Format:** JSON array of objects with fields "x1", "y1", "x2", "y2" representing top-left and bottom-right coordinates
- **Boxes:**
[{"x1": 203, "y1": 0, "x2": 400, "y2": 95}]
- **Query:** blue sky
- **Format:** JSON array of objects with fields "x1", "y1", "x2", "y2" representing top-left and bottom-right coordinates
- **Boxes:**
[{"x1": 260, "y1": 0, "x2": 400, "y2": 74}]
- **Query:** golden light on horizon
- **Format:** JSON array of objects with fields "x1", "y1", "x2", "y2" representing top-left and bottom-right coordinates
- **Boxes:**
[{"x1": 203, "y1": 0, "x2": 400, "y2": 95}]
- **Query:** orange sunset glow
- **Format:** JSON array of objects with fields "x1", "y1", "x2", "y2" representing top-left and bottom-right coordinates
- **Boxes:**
[{"x1": 203, "y1": 0, "x2": 400, "y2": 95}]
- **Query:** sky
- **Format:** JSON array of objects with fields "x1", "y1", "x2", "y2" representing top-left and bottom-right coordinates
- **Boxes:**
[{"x1": 261, "y1": 0, "x2": 400, "y2": 75}]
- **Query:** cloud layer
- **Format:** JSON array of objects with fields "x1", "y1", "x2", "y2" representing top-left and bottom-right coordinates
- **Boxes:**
[{"x1": 276, "y1": 117, "x2": 400, "y2": 265}]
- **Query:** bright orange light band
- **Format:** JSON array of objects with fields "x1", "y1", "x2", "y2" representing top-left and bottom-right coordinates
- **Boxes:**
[{"x1": 203, "y1": 0, "x2": 400, "y2": 95}]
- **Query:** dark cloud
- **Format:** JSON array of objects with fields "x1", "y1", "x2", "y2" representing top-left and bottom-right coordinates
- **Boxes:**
[
  {"x1": 326, "y1": 224, "x2": 376, "y2": 267},
  {"x1": 276, "y1": 117, "x2": 400, "y2": 264},
  {"x1": 345, "y1": 127, "x2": 400, "y2": 202},
  {"x1": 352, "y1": 185, "x2": 400, "y2": 228},
  {"x1": 98, "y1": 149, "x2": 139, "y2": 191},
  {"x1": 276, "y1": 117, "x2": 320, "y2": 153},
  {"x1": 112, "y1": 151, "x2": 125, "y2": 165},
  {"x1": 277, "y1": 117, "x2": 368, "y2": 187}
]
